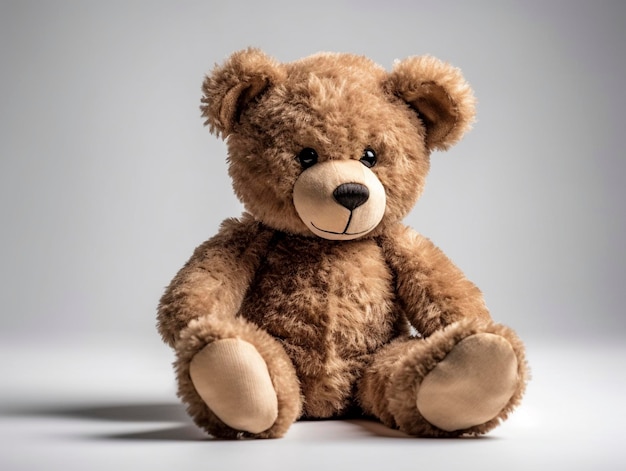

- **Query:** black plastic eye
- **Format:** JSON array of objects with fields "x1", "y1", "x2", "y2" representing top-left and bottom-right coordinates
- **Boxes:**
[
  {"x1": 297, "y1": 147, "x2": 318, "y2": 169},
  {"x1": 360, "y1": 148, "x2": 377, "y2": 168}
]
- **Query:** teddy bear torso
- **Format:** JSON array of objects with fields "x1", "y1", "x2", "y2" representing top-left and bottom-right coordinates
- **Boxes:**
[{"x1": 239, "y1": 233, "x2": 410, "y2": 418}]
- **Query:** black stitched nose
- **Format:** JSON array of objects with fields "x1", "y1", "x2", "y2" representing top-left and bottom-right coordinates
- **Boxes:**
[{"x1": 333, "y1": 183, "x2": 369, "y2": 211}]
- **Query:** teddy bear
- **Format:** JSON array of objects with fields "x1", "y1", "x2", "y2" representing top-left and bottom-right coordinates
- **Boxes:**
[{"x1": 157, "y1": 48, "x2": 528, "y2": 439}]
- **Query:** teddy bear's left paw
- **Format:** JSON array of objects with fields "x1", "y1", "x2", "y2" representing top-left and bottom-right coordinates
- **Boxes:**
[
  {"x1": 416, "y1": 333, "x2": 518, "y2": 432},
  {"x1": 189, "y1": 338, "x2": 278, "y2": 434}
]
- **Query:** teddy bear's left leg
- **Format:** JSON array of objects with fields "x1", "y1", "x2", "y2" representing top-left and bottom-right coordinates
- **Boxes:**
[{"x1": 357, "y1": 319, "x2": 528, "y2": 437}]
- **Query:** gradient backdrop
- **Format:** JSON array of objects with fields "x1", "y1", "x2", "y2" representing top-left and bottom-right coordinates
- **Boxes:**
[{"x1": 1, "y1": 0, "x2": 624, "y2": 348}]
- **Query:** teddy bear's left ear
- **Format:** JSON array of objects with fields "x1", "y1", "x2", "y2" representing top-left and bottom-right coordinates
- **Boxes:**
[
  {"x1": 201, "y1": 48, "x2": 285, "y2": 138},
  {"x1": 384, "y1": 56, "x2": 476, "y2": 151}
]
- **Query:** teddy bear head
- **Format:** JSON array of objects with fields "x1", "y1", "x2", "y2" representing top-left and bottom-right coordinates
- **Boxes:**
[{"x1": 201, "y1": 48, "x2": 475, "y2": 240}]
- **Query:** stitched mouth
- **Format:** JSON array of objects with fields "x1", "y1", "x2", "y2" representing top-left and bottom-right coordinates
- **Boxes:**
[{"x1": 310, "y1": 221, "x2": 375, "y2": 236}]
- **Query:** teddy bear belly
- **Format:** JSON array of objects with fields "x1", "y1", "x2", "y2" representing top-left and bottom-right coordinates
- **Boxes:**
[
  {"x1": 242, "y1": 287, "x2": 400, "y2": 418},
  {"x1": 239, "y1": 238, "x2": 404, "y2": 417}
]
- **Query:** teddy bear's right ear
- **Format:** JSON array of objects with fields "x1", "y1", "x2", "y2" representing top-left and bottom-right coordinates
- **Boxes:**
[{"x1": 201, "y1": 48, "x2": 284, "y2": 138}]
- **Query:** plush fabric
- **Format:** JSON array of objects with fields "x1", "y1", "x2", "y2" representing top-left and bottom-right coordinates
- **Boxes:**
[
  {"x1": 190, "y1": 338, "x2": 278, "y2": 434},
  {"x1": 157, "y1": 49, "x2": 529, "y2": 439}
]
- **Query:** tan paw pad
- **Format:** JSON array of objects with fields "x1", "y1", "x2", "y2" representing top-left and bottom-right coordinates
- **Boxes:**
[
  {"x1": 416, "y1": 333, "x2": 518, "y2": 432},
  {"x1": 190, "y1": 338, "x2": 278, "y2": 434}
]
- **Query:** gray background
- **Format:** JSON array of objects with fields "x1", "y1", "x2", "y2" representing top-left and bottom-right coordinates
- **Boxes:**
[
  {"x1": 2, "y1": 2, "x2": 626, "y2": 470},
  {"x1": 1, "y1": 0, "x2": 624, "y2": 345}
]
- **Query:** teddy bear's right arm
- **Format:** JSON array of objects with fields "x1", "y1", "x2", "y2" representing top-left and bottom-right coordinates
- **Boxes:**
[{"x1": 157, "y1": 214, "x2": 275, "y2": 348}]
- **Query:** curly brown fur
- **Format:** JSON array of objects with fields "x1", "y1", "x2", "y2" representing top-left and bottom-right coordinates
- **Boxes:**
[
  {"x1": 157, "y1": 214, "x2": 274, "y2": 347},
  {"x1": 358, "y1": 319, "x2": 528, "y2": 437},
  {"x1": 158, "y1": 49, "x2": 528, "y2": 439},
  {"x1": 377, "y1": 223, "x2": 491, "y2": 336},
  {"x1": 239, "y1": 233, "x2": 409, "y2": 418},
  {"x1": 201, "y1": 48, "x2": 286, "y2": 137},
  {"x1": 203, "y1": 50, "x2": 437, "y2": 236},
  {"x1": 385, "y1": 55, "x2": 476, "y2": 151}
]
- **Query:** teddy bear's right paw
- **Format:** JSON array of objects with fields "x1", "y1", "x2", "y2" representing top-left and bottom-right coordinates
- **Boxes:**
[{"x1": 189, "y1": 338, "x2": 278, "y2": 434}]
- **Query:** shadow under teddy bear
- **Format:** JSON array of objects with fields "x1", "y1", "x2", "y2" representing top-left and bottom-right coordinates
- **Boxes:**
[{"x1": 8, "y1": 402, "x2": 489, "y2": 441}]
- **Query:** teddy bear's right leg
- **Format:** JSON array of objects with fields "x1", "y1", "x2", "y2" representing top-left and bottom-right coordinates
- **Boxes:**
[
  {"x1": 174, "y1": 315, "x2": 302, "y2": 439},
  {"x1": 190, "y1": 338, "x2": 278, "y2": 434}
]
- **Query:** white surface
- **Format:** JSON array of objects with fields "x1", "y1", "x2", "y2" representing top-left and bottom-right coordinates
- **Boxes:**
[{"x1": 2, "y1": 337, "x2": 625, "y2": 471}]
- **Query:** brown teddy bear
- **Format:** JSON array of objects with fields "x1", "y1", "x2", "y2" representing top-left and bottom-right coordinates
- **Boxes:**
[{"x1": 157, "y1": 48, "x2": 528, "y2": 439}]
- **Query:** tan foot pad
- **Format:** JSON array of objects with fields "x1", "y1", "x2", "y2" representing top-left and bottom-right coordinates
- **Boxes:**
[
  {"x1": 416, "y1": 333, "x2": 518, "y2": 432},
  {"x1": 189, "y1": 338, "x2": 278, "y2": 434}
]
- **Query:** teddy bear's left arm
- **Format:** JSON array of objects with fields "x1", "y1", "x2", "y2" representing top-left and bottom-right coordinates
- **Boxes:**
[{"x1": 378, "y1": 223, "x2": 491, "y2": 337}]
